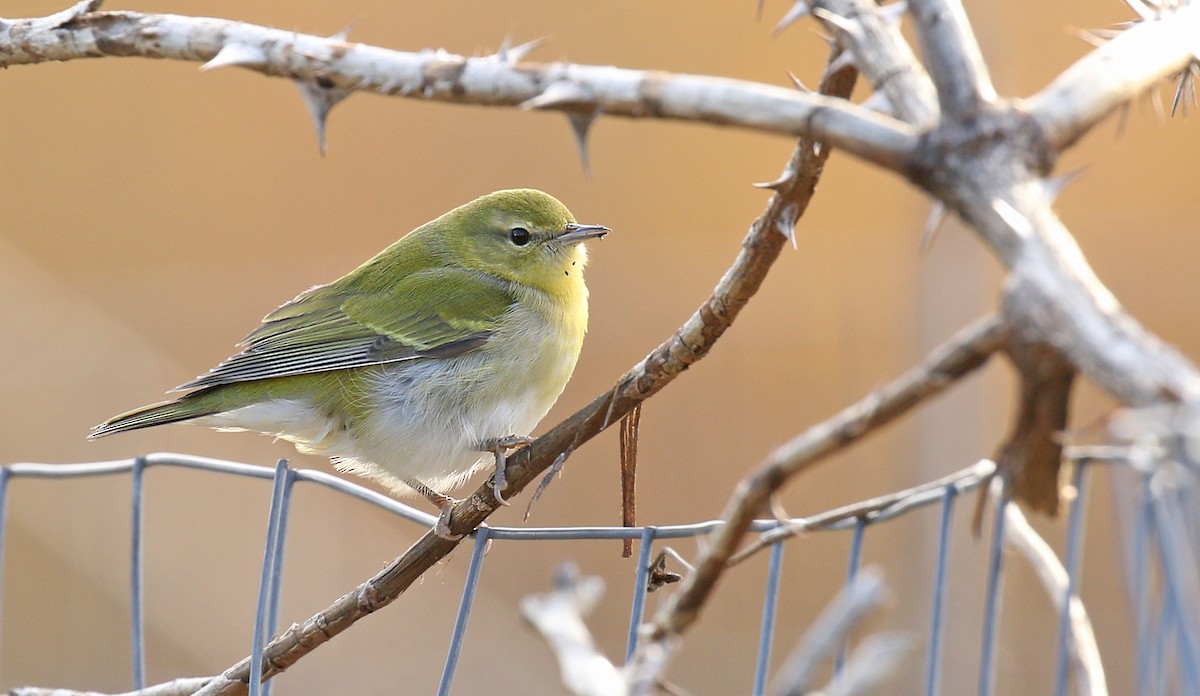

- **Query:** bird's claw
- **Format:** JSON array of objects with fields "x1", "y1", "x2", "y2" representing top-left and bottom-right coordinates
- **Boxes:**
[{"x1": 481, "y1": 435, "x2": 534, "y2": 506}]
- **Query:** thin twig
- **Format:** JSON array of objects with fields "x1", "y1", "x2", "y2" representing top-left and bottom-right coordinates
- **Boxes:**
[{"x1": 728, "y1": 459, "x2": 996, "y2": 566}]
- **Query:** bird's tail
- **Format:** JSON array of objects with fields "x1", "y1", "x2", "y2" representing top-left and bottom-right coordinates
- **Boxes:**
[{"x1": 89, "y1": 391, "x2": 224, "y2": 439}]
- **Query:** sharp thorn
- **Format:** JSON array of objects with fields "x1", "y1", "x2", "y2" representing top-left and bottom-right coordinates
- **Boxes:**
[
  {"x1": 785, "y1": 70, "x2": 811, "y2": 93},
  {"x1": 509, "y1": 36, "x2": 550, "y2": 64},
  {"x1": 520, "y1": 80, "x2": 592, "y2": 110},
  {"x1": 920, "y1": 201, "x2": 947, "y2": 253},
  {"x1": 295, "y1": 79, "x2": 351, "y2": 156},
  {"x1": 567, "y1": 110, "x2": 599, "y2": 178},
  {"x1": 330, "y1": 18, "x2": 358, "y2": 42},
  {"x1": 774, "y1": 202, "x2": 799, "y2": 248},
  {"x1": 812, "y1": 7, "x2": 859, "y2": 39},
  {"x1": 772, "y1": 2, "x2": 812, "y2": 37},
  {"x1": 1043, "y1": 166, "x2": 1089, "y2": 202},
  {"x1": 201, "y1": 43, "x2": 268, "y2": 72}
]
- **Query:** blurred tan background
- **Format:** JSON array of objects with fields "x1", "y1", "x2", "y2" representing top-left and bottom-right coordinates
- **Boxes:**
[{"x1": 1, "y1": 0, "x2": 1197, "y2": 693}]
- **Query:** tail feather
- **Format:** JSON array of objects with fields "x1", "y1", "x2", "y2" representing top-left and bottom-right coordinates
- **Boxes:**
[{"x1": 89, "y1": 393, "x2": 224, "y2": 439}]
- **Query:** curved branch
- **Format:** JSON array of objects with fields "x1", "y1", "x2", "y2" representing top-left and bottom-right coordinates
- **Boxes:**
[
  {"x1": 0, "y1": 3, "x2": 918, "y2": 171},
  {"x1": 1027, "y1": 4, "x2": 1200, "y2": 152}
]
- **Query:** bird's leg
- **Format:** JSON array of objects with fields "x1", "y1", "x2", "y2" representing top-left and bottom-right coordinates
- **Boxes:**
[
  {"x1": 405, "y1": 477, "x2": 463, "y2": 540},
  {"x1": 479, "y1": 435, "x2": 534, "y2": 506}
]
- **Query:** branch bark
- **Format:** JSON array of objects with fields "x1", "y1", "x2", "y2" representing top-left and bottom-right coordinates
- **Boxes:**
[
  {"x1": 1027, "y1": 4, "x2": 1200, "y2": 152},
  {"x1": 0, "y1": 2, "x2": 917, "y2": 171},
  {"x1": 908, "y1": 0, "x2": 998, "y2": 116}
]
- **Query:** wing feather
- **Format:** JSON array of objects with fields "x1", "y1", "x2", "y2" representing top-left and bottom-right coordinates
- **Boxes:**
[{"x1": 176, "y1": 269, "x2": 514, "y2": 390}]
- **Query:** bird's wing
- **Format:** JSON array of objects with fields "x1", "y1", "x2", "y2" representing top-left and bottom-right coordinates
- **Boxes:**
[{"x1": 175, "y1": 268, "x2": 515, "y2": 390}]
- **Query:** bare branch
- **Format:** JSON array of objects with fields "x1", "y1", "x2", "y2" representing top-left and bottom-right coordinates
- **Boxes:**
[
  {"x1": 808, "y1": 0, "x2": 939, "y2": 126},
  {"x1": 1004, "y1": 503, "x2": 1107, "y2": 696},
  {"x1": 1028, "y1": 4, "x2": 1200, "y2": 152},
  {"x1": 729, "y1": 459, "x2": 996, "y2": 566},
  {"x1": 908, "y1": 0, "x2": 998, "y2": 116},
  {"x1": 520, "y1": 566, "x2": 625, "y2": 696},
  {"x1": 636, "y1": 314, "x2": 1007, "y2": 656},
  {"x1": 0, "y1": 6, "x2": 917, "y2": 171}
]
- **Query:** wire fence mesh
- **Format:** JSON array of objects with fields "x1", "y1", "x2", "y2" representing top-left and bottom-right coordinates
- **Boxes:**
[{"x1": 0, "y1": 452, "x2": 1195, "y2": 695}]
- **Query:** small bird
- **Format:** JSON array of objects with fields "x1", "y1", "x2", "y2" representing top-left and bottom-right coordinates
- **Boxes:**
[{"x1": 91, "y1": 189, "x2": 608, "y2": 537}]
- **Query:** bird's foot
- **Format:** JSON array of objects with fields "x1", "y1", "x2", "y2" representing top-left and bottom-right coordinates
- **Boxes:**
[
  {"x1": 480, "y1": 435, "x2": 535, "y2": 506},
  {"x1": 408, "y1": 478, "x2": 465, "y2": 540},
  {"x1": 434, "y1": 502, "x2": 464, "y2": 541}
]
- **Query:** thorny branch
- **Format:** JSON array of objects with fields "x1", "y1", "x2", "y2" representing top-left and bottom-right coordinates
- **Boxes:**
[
  {"x1": 0, "y1": 0, "x2": 916, "y2": 171},
  {"x1": 5, "y1": 0, "x2": 1200, "y2": 694}
]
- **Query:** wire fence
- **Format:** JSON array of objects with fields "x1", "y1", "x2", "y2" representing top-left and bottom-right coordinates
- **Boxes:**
[{"x1": 0, "y1": 451, "x2": 1195, "y2": 695}]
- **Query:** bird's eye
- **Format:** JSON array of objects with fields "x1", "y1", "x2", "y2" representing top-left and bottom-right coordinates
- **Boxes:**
[{"x1": 509, "y1": 227, "x2": 531, "y2": 246}]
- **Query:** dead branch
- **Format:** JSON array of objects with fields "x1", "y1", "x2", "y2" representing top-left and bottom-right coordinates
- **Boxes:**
[{"x1": 631, "y1": 314, "x2": 1007, "y2": 674}]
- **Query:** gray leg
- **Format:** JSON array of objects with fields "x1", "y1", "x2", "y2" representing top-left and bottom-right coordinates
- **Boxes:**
[
  {"x1": 479, "y1": 435, "x2": 534, "y2": 505},
  {"x1": 405, "y1": 477, "x2": 463, "y2": 540}
]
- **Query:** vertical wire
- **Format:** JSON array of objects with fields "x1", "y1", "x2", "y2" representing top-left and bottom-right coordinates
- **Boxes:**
[
  {"x1": 752, "y1": 541, "x2": 785, "y2": 696},
  {"x1": 250, "y1": 460, "x2": 290, "y2": 696},
  {"x1": 834, "y1": 517, "x2": 867, "y2": 679},
  {"x1": 1134, "y1": 472, "x2": 1154, "y2": 696},
  {"x1": 1152, "y1": 489, "x2": 1200, "y2": 694},
  {"x1": 978, "y1": 477, "x2": 1010, "y2": 696},
  {"x1": 626, "y1": 526, "x2": 657, "y2": 662},
  {"x1": 261, "y1": 466, "x2": 295, "y2": 696},
  {"x1": 0, "y1": 467, "x2": 10, "y2": 677},
  {"x1": 438, "y1": 526, "x2": 492, "y2": 696},
  {"x1": 130, "y1": 456, "x2": 147, "y2": 690},
  {"x1": 925, "y1": 485, "x2": 958, "y2": 696},
  {"x1": 1053, "y1": 462, "x2": 1090, "y2": 696}
]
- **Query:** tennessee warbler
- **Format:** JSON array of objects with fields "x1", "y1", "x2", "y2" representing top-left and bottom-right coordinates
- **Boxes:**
[{"x1": 91, "y1": 189, "x2": 608, "y2": 537}]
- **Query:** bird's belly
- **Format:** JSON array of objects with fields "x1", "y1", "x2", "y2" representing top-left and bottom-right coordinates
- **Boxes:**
[
  {"x1": 199, "y1": 305, "x2": 583, "y2": 497},
  {"x1": 351, "y1": 340, "x2": 578, "y2": 490}
]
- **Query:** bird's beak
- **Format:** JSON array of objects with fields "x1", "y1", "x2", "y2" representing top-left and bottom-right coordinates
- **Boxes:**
[{"x1": 556, "y1": 222, "x2": 610, "y2": 245}]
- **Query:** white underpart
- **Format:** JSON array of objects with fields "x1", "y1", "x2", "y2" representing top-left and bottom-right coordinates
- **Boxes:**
[{"x1": 194, "y1": 286, "x2": 585, "y2": 498}]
